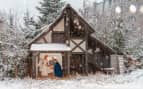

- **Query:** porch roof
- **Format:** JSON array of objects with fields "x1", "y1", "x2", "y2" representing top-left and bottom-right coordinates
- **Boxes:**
[{"x1": 30, "y1": 43, "x2": 71, "y2": 52}]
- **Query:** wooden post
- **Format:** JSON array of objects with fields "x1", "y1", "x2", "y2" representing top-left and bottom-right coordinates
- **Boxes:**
[
  {"x1": 32, "y1": 56, "x2": 36, "y2": 78},
  {"x1": 85, "y1": 51, "x2": 88, "y2": 74},
  {"x1": 31, "y1": 52, "x2": 39, "y2": 78},
  {"x1": 27, "y1": 52, "x2": 33, "y2": 77},
  {"x1": 64, "y1": 7, "x2": 70, "y2": 46},
  {"x1": 82, "y1": 55, "x2": 85, "y2": 74},
  {"x1": 85, "y1": 26, "x2": 88, "y2": 75},
  {"x1": 64, "y1": 7, "x2": 71, "y2": 76},
  {"x1": 31, "y1": 56, "x2": 34, "y2": 78},
  {"x1": 35, "y1": 55, "x2": 39, "y2": 79},
  {"x1": 109, "y1": 54, "x2": 111, "y2": 68},
  {"x1": 67, "y1": 52, "x2": 70, "y2": 76}
]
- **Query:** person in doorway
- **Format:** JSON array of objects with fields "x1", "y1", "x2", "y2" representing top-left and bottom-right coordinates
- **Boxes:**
[
  {"x1": 53, "y1": 57, "x2": 63, "y2": 78},
  {"x1": 38, "y1": 55, "x2": 49, "y2": 77},
  {"x1": 38, "y1": 55, "x2": 54, "y2": 78}
]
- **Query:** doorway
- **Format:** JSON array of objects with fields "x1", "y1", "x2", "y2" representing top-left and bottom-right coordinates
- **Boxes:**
[
  {"x1": 37, "y1": 53, "x2": 63, "y2": 78},
  {"x1": 70, "y1": 54, "x2": 85, "y2": 75}
]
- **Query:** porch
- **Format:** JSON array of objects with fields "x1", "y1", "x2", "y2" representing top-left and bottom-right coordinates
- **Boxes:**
[{"x1": 30, "y1": 43, "x2": 71, "y2": 79}]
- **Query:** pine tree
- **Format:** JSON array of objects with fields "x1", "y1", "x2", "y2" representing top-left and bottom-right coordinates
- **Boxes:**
[
  {"x1": 23, "y1": 10, "x2": 38, "y2": 39},
  {"x1": 112, "y1": 17, "x2": 125, "y2": 54},
  {"x1": 36, "y1": 0, "x2": 64, "y2": 26}
]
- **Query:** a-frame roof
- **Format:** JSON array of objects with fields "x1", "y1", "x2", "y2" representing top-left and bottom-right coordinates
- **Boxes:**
[
  {"x1": 28, "y1": 4, "x2": 116, "y2": 54},
  {"x1": 90, "y1": 34, "x2": 116, "y2": 54},
  {"x1": 29, "y1": 4, "x2": 95, "y2": 46}
]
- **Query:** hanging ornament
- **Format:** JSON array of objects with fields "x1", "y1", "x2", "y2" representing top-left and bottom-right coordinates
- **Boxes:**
[
  {"x1": 78, "y1": 25, "x2": 82, "y2": 30},
  {"x1": 76, "y1": 21, "x2": 79, "y2": 26},
  {"x1": 65, "y1": 16, "x2": 69, "y2": 26},
  {"x1": 66, "y1": 17, "x2": 69, "y2": 22},
  {"x1": 74, "y1": 18, "x2": 78, "y2": 24},
  {"x1": 73, "y1": 17, "x2": 79, "y2": 26}
]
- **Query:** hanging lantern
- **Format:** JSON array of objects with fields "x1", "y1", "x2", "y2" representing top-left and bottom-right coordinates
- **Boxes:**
[
  {"x1": 73, "y1": 17, "x2": 79, "y2": 25},
  {"x1": 76, "y1": 21, "x2": 79, "y2": 26},
  {"x1": 74, "y1": 18, "x2": 78, "y2": 24},
  {"x1": 66, "y1": 17, "x2": 69, "y2": 22},
  {"x1": 115, "y1": 6, "x2": 122, "y2": 14},
  {"x1": 129, "y1": 4, "x2": 137, "y2": 13},
  {"x1": 78, "y1": 25, "x2": 82, "y2": 30}
]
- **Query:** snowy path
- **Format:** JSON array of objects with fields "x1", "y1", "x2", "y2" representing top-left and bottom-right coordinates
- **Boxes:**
[{"x1": 0, "y1": 70, "x2": 143, "y2": 89}]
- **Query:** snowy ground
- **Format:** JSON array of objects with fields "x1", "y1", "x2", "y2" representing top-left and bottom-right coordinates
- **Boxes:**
[{"x1": 0, "y1": 70, "x2": 143, "y2": 89}]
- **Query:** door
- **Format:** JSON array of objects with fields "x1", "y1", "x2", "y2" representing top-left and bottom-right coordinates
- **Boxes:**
[
  {"x1": 37, "y1": 53, "x2": 63, "y2": 78},
  {"x1": 70, "y1": 54, "x2": 85, "y2": 75}
]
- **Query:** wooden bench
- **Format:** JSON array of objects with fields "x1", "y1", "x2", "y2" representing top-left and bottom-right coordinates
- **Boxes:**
[{"x1": 102, "y1": 68, "x2": 115, "y2": 75}]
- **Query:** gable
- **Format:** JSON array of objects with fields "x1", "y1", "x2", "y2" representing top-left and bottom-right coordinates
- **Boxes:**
[
  {"x1": 28, "y1": 4, "x2": 95, "y2": 46},
  {"x1": 34, "y1": 18, "x2": 64, "y2": 44},
  {"x1": 53, "y1": 18, "x2": 64, "y2": 32}
]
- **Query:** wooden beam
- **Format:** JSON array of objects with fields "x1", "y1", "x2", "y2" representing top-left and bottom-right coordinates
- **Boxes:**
[
  {"x1": 85, "y1": 25, "x2": 89, "y2": 75},
  {"x1": 27, "y1": 53, "x2": 32, "y2": 77},
  {"x1": 35, "y1": 55, "x2": 39, "y2": 79},
  {"x1": 71, "y1": 39, "x2": 86, "y2": 52},
  {"x1": 63, "y1": 8, "x2": 71, "y2": 76},
  {"x1": 64, "y1": 7, "x2": 71, "y2": 46},
  {"x1": 43, "y1": 37, "x2": 48, "y2": 43},
  {"x1": 67, "y1": 52, "x2": 70, "y2": 75}
]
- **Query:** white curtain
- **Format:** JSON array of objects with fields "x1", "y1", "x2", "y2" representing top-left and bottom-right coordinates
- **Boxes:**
[{"x1": 38, "y1": 53, "x2": 63, "y2": 76}]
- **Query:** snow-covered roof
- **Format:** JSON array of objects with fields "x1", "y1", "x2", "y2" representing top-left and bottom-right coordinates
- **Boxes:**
[
  {"x1": 28, "y1": 4, "x2": 95, "y2": 46},
  {"x1": 90, "y1": 33, "x2": 116, "y2": 54},
  {"x1": 30, "y1": 43, "x2": 71, "y2": 52}
]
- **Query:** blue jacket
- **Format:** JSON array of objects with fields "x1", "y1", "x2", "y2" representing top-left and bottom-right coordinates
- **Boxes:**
[{"x1": 54, "y1": 62, "x2": 63, "y2": 77}]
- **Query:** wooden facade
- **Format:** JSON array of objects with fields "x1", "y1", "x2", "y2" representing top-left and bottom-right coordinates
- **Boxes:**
[{"x1": 28, "y1": 4, "x2": 116, "y2": 79}]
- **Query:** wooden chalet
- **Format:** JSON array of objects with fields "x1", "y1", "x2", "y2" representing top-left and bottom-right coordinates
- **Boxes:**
[{"x1": 28, "y1": 4, "x2": 118, "y2": 79}]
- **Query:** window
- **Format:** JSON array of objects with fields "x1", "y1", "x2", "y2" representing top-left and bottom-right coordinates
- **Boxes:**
[{"x1": 52, "y1": 32, "x2": 66, "y2": 43}]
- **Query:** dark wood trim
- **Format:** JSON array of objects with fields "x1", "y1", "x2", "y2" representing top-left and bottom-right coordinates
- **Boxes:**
[
  {"x1": 71, "y1": 39, "x2": 86, "y2": 52},
  {"x1": 85, "y1": 24, "x2": 88, "y2": 74},
  {"x1": 65, "y1": 7, "x2": 71, "y2": 76},
  {"x1": 43, "y1": 37, "x2": 48, "y2": 43},
  {"x1": 71, "y1": 52, "x2": 85, "y2": 54},
  {"x1": 67, "y1": 52, "x2": 70, "y2": 75},
  {"x1": 37, "y1": 51, "x2": 66, "y2": 54},
  {"x1": 52, "y1": 31, "x2": 65, "y2": 33}
]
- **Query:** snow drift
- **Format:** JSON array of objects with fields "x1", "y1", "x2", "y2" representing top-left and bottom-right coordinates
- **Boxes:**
[{"x1": 0, "y1": 70, "x2": 143, "y2": 89}]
